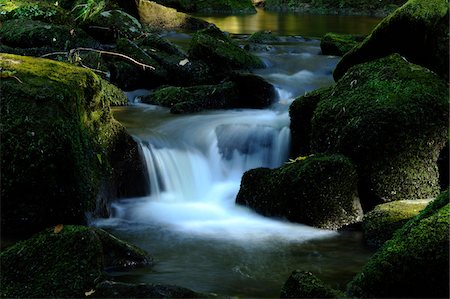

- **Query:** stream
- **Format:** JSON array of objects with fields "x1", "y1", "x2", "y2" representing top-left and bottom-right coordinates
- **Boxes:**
[{"x1": 92, "y1": 13, "x2": 379, "y2": 298}]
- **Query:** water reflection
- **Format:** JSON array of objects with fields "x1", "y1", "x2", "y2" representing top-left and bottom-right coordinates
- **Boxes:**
[{"x1": 195, "y1": 8, "x2": 381, "y2": 36}]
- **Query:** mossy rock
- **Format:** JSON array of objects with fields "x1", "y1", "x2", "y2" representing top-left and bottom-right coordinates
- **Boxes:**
[
  {"x1": 152, "y1": 0, "x2": 256, "y2": 14},
  {"x1": 143, "y1": 73, "x2": 276, "y2": 113},
  {"x1": 236, "y1": 154, "x2": 363, "y2": 229},
  {"x1": 137, "y1": 0, "x2": 210, "y2": 30},
  {"x1": 0, "y1": 225, "x2": 152, "y2": 298},
  {"x1": 334, "y1": 0, "x2": 449, "y2": 81},
  {"x1": 320, "y1": 32, "x2": 365, "y2": 56},
  {"x1": 95, "y1": 280, "x2": 204, "y2": 298},
  {"x1": 290, "y1": 54, "x2": 449, "y2": 208},
  {"x1": 346, "y1": 190, "x2": 450, "y2": 298},
  {"x1": 189, "y1": 26, "x2": 265, "y2": 73},
  {"x1": 0, "y1": 19, "x2": 98, "y2": 51},
  {"x1": 362, "y1": 199, "x2": 431, "y2": 248},
  {"x1": 0, "y1": 53, "x2": 145, "y2": 236},
  {"x1": 247, "y1": 30, "x2": 281, "y2": 44},
  {"x1": 135, "y1": 33, "x2": 186, "y2": 56},
  {"x1": 0, "y1": 0, "x2": 73, "y2": 24},
  {"x1": 280, "y1": 270, "x2": 344, "y2": 298},
  {"x1": 81, "y1": 10, "x2": 143, "y2": 43}
]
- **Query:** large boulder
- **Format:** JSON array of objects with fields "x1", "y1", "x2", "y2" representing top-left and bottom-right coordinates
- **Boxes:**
[
  {"x1": 95, "y1": 281, "x2": 204, "y2": 298},
  {"x1": 137, "y1": 0, "x2": 210, "y2": 30},
  {"x1": 0, "y1": 53, "x2": 146, "y2": 236},
  {"x1": 280, "y1": 270, "x2": 343, "y2": 298},
  {"x1": 320, "y1": 32, "x2": 364, "y2": 56},
  {"x1": 142, "y1": 73, "x2": 276, "y2": 113},
  {"x1": 189, "y1": 26, "x2": 265, "y2": 74},
  {"x1": 333, "y1": 0, "x2": 449, "y2": 81},
  {"x1": 346, "y1": 190, "x2": 450, "y2": 298},
  {"x1": 362, "y1": 199, "x2": 431, "y2": 248},
  {"x1": 151, "y1": 0, "x2": 256, "y2": 14},
  {"x1": 290, "y1": 54, "x2": 449, "y2": 208},
  {"x1": 0, "y1": 225, "x2": 152, "y2": 298},
  {"x1": 236, "y1": 154, "x2": 363, "y2": 230}
]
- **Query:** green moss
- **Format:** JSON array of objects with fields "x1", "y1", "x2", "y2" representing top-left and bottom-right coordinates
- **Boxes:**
[
  {"x1": 362, "y1": 199, "x2": 431, "y2": 247},
  {"x1": 320, "y1": 32, "x2": 364, "y2": 56},
  {"x1": 247, "y1": 30, "x2": 280, "y2": 44},
  {"x1": 188, "y1": 26, "x2": 265, "y2": 73},
  {"x1": 334, "y1": 0, "x2": 449, "y2": 81},
  {"x1": 291, "y1": 54, "x2": 448, "y2": 207},
  {"x1": 236, "y1": 154, "x2": 363, "y2": 229},
  {"x1": 346, "y1": 190, "x2": 450, "y2": 298},
  {"x1": 280, "y1": 270, "x2": 345, "y2": 298},
  {"x1": 0, "y1": 54, "x2": 131, "y2": 235},
  {"x1": 0, "y1": 225, "x2": 151, "y2": 298},
  {"x1": 0, "y1": 0, "x2": 73, "y2": 23}
]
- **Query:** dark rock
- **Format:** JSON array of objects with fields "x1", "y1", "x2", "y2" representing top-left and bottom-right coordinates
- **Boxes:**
[
  {"x1": 0, "y1": 225, "x2": 152, "y2": 298},
  {"x1": 236, "y1": 154, "x2": 363, "y2": 230},
  {"x1": 280, "y1": 270, "x2": 344, "y2": 298},
  {"x1": 290, "y1": 54, "x2": 449, "y2": 208},
  {"x1": 333, "y1": 0, "x2": 449, "y2": 81},
  {"x1": 346, "y1": 190, "x2": 450, "y2": 298},
  {"x1": 320, "y1": 32, "x2": 364, "y2": 56},
  {"x1": 95, "y1": 280, "x2": 205, "y2": 298}
]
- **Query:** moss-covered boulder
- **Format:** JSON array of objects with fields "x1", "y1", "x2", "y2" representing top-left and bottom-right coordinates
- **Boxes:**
[
  {"x1": 0, "y1": 19, "x2": 98, "y2": 51},
  {"x1": 362, "y1": 199, "x2": 431, "y2": 248},
  {"x1": 346, "y1": 190, "x2": 450, "y2": 298},
  {"x1": 290, "y1": 54, "x2": 449, "y2": 208},
  {"x1": 0, "y1": 53, "x2": 146, "y2": 236},
  {"x1": 95, "y1": 280, "x2": 204, "y2": 298},
  {"x1": 189, "y1": 26, "x2": 265, "y2": 73},
  {"x1": 143, "y1": 73, "x2": 276, "y2": 113},
  {"x1": 280, "y1": 270, "x2": 344, "y2": 298},
  {"x1": 81, "y1": 10, "x2": 143, "y2": 43},
  {"x1": 247, "y1": 30, "x2": 281, "y2": 44},
  {"x1": 152, "y1": 0, "x2": 256, "y2": 14},
  {"x1": 320, "y1": 32, "x2": 364, "y2": 56},
  {"x1": 0, "y1": 225, "x2": 152, "y2": 298},
  {"x1": 137, "y1": 0, "x2": 210, "y2": 30},
  {"x1": 334, "y1": 0, "x2": 449, "y2": 81},
  {"x1": 236, "y1": 154, "x2": 363, "y2": 229}
]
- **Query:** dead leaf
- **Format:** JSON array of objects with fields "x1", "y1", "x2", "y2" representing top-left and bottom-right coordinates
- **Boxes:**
[
  {"x1": 179, "y1": 58, "x2": 189, "y2": 66},
  {"x1": 85, "y1": 289, "x2": 95, "y2": 297},
  {"x1": 54, "y1": 224, "x2": 64, "y2": 234}
]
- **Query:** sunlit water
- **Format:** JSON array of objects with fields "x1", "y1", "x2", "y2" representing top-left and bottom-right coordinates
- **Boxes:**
[
  {"x1": 195, "y1": 8, "x2": 381, "y2": 36},
  {"x1": 92, "y1": 34, "x2": 374, "y2": 297}
]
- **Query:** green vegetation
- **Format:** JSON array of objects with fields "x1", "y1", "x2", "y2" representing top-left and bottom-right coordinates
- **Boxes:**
[
  {"x1": 263, "y1": 0, "x2": 406, "y2": 16},
  {"x1": 247, "y1": 30, "x2": 281, "y2": 44},
  {"x1": 236, "y1": 154, "x2": 363, "y2": 229},
  {"x1": 0, "y1": 225, "x2": 152, "y2": 298},
  {"x1": 362, "y1": 200, "x2": 430, "y2": 247},
  {"x1": 320, "y1": 32, "x2": 365, "y2": 56},
  {"x1": 347, "y1": 190, "x2": 450, "y2": 298},
  {"x1": 290, "y1": 54, "x2": 449, "y2": 207},
  {"x1": 280, "y1": 270, "x2": 344, "y2": 298},
  {"x1": 72, "y1": 0, "x2": 106, "y2": 21},
  {"x1": 0, "y1": 54, "x2": 144, "y2": 235},
  {"x1": 334, "y1": 0, "x2": 449, "y2": 81}
]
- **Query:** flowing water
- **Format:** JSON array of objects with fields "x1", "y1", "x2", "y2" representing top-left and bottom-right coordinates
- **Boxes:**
[{"x1": 92, "y1": 16, "x2": 378, "y2": 298}]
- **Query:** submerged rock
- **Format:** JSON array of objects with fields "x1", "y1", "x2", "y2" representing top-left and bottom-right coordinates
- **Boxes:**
[
  {"x1": 189, "y1": 26, "x2": 265, "y2": 73},
  {"x1": 236, "y1": 154, "x2": 363, "y2": 230},
  {"x1": 320, "y1": 32, "x2": 364, "y2": 56},
  {"x1": 334, "y1": 0, "x2": 449, "y2": 81},
  {"x1": 346, "y1": 190, "x2": 450, "y2": 298},
  {"x1": 0, "y1": 225, "x2": 152, "y2": 298},
  {"x1": 362, "y1": 199, "x2": 431, "y2": 248},
  {"x1": 280, "y1": 270, "x2": 344, "y2": 298},
  {"x1": 290, "y1": 54, "x2": 449, "y2": 208},
  {"x1": 143, "y1": 73, "x2": 276, "y2": 113},
  {"x1": 0, "y1": 53, "x2": 146, "y2": 236},
  {"x1": 95, "y1": 281, "x2": 204, "y2": 298}
]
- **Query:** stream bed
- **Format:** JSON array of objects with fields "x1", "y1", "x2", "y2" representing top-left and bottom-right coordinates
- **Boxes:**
[{"x1": 92, "y1": 15, "x2": 378, "y2": 298}]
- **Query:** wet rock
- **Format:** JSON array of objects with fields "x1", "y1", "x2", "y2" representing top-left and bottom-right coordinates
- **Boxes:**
[
  {"x1": 362, "y1": 199, "x2": 431, "y2": 248},
  {"x1": 280, "y1": 270, "x2": 344, "y2": 298},
  {"x1": 347, "y1": 190, "x2": 450, "y2": 298},
  {"x1": 236, "y1": 154, "x2": 363, "y2": 230},
  {"x1": 247, "y1": 30, "x2": 281, "y2": 44},
  {"x1": 333, "y1": 0, "x2": 449, "y2": 81},
  {"x1": 290, "y1": 54, "x2": 449, "y2": 208},
  {"x1": 320, "y1": 32, "x2": 364, "y2": 56},
  {"x1": 0, "y1": 225, "x2": 152, "y2": 298}
]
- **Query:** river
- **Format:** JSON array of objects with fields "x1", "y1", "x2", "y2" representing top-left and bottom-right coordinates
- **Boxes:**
[{"x1": 92, "y1": 12, "x2": 379, "y2": 297}]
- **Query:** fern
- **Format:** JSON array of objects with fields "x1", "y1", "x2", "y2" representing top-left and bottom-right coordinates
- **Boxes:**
[{"x1": 72, "y1": 0, "x2": 105, "y2": 22}]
